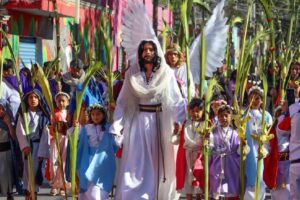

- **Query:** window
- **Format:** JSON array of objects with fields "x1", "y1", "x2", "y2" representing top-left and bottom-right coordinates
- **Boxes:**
[{"x1": 19, "y1": 37, "x2": 36, "y2": 68}]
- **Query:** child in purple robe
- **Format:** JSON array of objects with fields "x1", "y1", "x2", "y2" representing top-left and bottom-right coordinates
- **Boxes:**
[{"x1": 209, "y1": 104, "x2": 240, "y2": 199}]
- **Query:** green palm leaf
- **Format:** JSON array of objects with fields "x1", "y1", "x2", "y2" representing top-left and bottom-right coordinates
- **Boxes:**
[
  {"x1": 69, "y1": 62, "x2": 102, "y2": 200},
  {"x1": 1, "y1": 27, "x2": 36, "y2": 200}
]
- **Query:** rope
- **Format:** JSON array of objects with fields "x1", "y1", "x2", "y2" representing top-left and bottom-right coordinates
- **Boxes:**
[{"x1": 155, "y1": 106, "x2": 166, "y2": 200}]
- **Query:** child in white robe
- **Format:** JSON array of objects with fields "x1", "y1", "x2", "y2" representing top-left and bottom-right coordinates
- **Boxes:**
[{"x1": 172, "y1": 98, "x2": 204, "y2": 200}]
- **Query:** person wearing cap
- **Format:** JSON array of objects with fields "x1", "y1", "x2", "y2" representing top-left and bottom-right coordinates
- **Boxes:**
[
  {"x1": 244, "y1": 84, "x2": 273, "y2": 200},
  {"x1": 165, "y1": 43, "x2": 195, "y2": 100}
]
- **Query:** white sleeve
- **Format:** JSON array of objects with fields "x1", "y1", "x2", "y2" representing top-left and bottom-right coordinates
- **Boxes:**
[
  {"x1": 38, "y1": 126, "x2": 50, "y2": 159},
  {"x1": 16, "y1": 116, "x2": 30, "y2": 151},
  {"x1": 0, "y1": 81, "x2": 9, "y2": 99},
  {"x1": 109, "y1": 79, "x2": 128, "y2": 136},
  {"x1": 170, "y1": 133, "x2": 180, "y2": 145},
  {"x1": 109, "y1": 102, "x2": 125, "y2": 136},
  {"x1": 169, "y1": 74, "x2": 187, "y2": 124}
]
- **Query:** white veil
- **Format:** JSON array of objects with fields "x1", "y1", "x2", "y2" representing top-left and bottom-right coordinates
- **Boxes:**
[{"x1": 110, "y1": 1, "x2": 185, "y2": 199}]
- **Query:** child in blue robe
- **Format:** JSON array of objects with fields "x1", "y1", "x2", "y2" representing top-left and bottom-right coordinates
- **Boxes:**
[
  {"x1": 77, "y1": 104, "x2": 118, "y2": 200},
  {"x1": 244, "y1": 85, "x2": 273, "y2": 200}
]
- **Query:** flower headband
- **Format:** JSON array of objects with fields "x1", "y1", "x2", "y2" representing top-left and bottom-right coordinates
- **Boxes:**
[
  {"x1": 248, "y1": 85, "x2": 264, "y2": 97},
  {"x1": 55, "y1": 92, "x2": 70, "y2": 101},
  {"x1": 87, "y1": 103, "x2": 106, "y2": 114}
]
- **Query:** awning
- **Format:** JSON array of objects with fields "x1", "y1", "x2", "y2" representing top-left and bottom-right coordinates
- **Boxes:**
[{"x1": 3, "y1": 0, "x2": 76, "y2": 18}]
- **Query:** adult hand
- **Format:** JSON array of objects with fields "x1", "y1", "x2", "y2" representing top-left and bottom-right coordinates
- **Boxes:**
[
  {"x1": 108, "y1": 102, "x2": 116, "y2": 112},
  {"x1": 173, "y1": 122, "x2": 182, "y2": 134}
]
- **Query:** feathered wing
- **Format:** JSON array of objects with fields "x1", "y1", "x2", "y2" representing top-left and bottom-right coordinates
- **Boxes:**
[
  {"x1": 190, "y1": 0, "x2": 228, "y2": 84},
  {"x1": 121, "y1": 0, "x2": 163, "y2": 64}
]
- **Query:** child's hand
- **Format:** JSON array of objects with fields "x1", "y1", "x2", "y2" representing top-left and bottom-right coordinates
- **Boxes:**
[
  {"x1": 23, "y1": 147, "x2": 31, "y2": 157},
  {"x1": 2, "y1": 114, "x2": 11, "y2": 125},
  {"x1": 73, "y1": 120, "x2": 80, "y2": 128},
  {"x1": 108, "y1": 102, "x2": 116, "y2": 112},
  {"x1": 173, "y1": 122, "x2": 182, "y2": 134}
]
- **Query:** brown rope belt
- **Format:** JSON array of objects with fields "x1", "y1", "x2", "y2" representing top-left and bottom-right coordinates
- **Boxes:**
[{"x1": 139, "y1": 103, "x2": 166, "y2": 200}]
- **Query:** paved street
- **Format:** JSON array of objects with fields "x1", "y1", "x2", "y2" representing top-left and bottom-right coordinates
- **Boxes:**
[{"x1": 0, "y1": 186, "x2": 271, "y2": 200}]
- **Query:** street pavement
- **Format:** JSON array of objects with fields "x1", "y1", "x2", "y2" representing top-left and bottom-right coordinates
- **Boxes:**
[{"x1": 0, "y1": 185, "x2": 272, "y2": 200}]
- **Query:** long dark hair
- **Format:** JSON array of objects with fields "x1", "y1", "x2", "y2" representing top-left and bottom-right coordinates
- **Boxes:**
[{"x1": 138, "y1": 40, "x2": 161, "y2": 72}]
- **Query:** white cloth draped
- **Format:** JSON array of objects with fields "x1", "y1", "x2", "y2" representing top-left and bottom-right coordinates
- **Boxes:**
[{"x1": 110, "y1": 40, "x2": 186, "y2": 200}]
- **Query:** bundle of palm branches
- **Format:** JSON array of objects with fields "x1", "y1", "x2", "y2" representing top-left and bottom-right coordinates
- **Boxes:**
[{"x1": 1, "y1": 28, "x2": 36, "y2": 199}]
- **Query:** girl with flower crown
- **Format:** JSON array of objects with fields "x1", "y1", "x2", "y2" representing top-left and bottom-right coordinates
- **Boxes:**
[
  {"x1": 77, "y1": 104, "x2": 118, "y2": 200},
  {"x1": 244, "y1": 85, "x2": 273, "y2": 200},
  {"x1": 16, "y1": 89, "x2": 51, "y2": 199}
]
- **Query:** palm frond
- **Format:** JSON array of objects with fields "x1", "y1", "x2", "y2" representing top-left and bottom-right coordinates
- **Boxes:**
[
  {"x1": 32, "y1": 64, "x2": 68, "y2": 199},
  {"x1": 69, "y1": 61, "x2": 102, "y2": 199},
  {"x1": 193, "y1": 0, "x2": 212, "y2": 14},
  {"x1": 1, "y1": 27, "x2": 36, "y2": 200},
  {"x1": 99, "y1": 12, "x2": 115, "y2": 122}
]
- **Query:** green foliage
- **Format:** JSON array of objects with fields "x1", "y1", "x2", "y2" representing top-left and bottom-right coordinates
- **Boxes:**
[{"x1": 69, "y1": 62, "x2": 102, "y2": 200}]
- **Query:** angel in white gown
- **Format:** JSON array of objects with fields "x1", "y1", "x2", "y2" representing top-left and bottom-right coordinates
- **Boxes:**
[
  {"x1": 109, "y1": 1, "x2": 186, "y2": 199},
  {"x1": 165, "y1": 0, "x2": 228, "y2": 100}
]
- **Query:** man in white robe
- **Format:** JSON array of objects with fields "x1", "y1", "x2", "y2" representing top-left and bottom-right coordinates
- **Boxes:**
[{"x1": 110, "y1": 40, "x2": 186, "y2": 200}]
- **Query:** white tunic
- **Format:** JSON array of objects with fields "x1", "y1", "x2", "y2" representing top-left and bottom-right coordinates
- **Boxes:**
[
  {"x1": 111, "y1": 71, "x2": 186, "y2": 200},
  {"x1": 16, "y1": 112, "x2": 50, "y2": 191},
  {"x1": 1, "y1": 80, "x2": 21, "y2": 120}
]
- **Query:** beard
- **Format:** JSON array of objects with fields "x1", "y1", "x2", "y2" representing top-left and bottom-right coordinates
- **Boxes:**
[{"x1": 141, "y1": 56, "x2": 155, "y2": 65}]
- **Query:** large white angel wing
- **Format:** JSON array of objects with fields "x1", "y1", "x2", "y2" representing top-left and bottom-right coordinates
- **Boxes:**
[
  {"x1": 121, "y1": 0, "x2": 163, "y2": 63},
  {"x1": 190, "y1": 0, "x2": 228, "y2": 83}
]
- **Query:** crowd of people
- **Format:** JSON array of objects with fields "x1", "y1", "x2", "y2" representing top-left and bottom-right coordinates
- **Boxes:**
[{"x1": 0, "y1": 39, "x2": 299, "y2": 200}]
